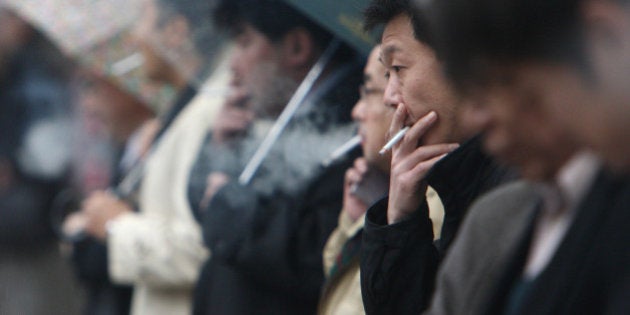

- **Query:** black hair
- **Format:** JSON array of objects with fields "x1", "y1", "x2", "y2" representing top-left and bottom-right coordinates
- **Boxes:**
[
  {"x1": 424, "y1": 0, "x2": 591, "y2": 92},
  {"x1": 212, "y1": 0, "x2": 333, "y2": 50},
  {"x1": 363, "y1": 0, "x2": 434, "y2": 46}
]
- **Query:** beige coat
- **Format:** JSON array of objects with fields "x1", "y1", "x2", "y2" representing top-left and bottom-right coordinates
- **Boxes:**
[
  {"x1": 320, "y1": 211, "x2": 366, "y2": 315},
  {"x1": 106, "y1": 54, "x2": 230, "y2": 315}
]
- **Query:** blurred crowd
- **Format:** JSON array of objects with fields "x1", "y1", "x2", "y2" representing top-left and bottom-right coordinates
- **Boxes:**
[{"x1": 0, "y1": 0, "x2": 629, "y2": 315}]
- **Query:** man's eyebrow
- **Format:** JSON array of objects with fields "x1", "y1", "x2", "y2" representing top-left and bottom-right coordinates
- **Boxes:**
[
  {"x1": 381, "y1": 44, "x2": 400, "y2": 56},
  {"x1": 379, "y1": 45, "x2": 399, "y2": 65}
]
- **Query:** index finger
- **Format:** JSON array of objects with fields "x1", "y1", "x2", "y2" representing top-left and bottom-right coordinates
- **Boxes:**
[
  {"x1": 387, "y1": 104, "x2": 408, "y2": 140},
  {"x1": 405, "y1": 111, "x2": 438, "y2": 146}
]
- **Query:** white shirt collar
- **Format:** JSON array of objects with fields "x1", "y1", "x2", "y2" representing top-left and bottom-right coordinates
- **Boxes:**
[{"x1": 555, "y1": 151, "x2": 601, "y2": 212}]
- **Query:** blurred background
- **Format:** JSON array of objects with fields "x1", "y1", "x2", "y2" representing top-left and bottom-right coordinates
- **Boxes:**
[
  {"x1": 0, "y1": 0, "x2": 375, "y2": 314},
  {"x1": 0, "y1": 0, "x2": 229, "y2": 313}
]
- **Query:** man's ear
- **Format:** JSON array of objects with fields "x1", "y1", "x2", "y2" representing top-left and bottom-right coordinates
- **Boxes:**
[
  {"x1": 582, "y1": 0, "x2": 630, "y2": 53},
  {"x1": 279, "y1": 27, "x2": 316, "y2": 68},
  {"x1": 581, "y1": 0, "x2": 630, "y2": 88}
]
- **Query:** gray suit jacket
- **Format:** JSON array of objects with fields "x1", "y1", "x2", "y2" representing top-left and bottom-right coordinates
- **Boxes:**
[{"x1": 426, "y1": 181, "x2": 540, "y2": 315}]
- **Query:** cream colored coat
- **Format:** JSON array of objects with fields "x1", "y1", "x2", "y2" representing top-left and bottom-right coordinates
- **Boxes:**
[{"x1": 106, "y1": 55, "x2": 229, "y2": 315}]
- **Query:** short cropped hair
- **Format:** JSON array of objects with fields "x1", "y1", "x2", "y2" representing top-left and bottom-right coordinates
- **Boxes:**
[
  {"x1": 212, "y1": 0, "x2": 332, "y2": 50},
  {"x1": 364, "y1": 0, "x2": 434, "y2": 46},
  {"x1": 424, "y1": 0, "x2": 592, "y2": 91}
]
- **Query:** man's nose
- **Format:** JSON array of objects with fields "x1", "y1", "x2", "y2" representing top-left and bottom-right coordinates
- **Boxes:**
[
  {"x1": 229, "y1": 55, "x2": 246, "y2": 87},
  {"x1": 383, "y1": 78, "x2": 402, "y2": 110},
  {"x1": 229, "y1": 49, "x2": 245, "y2": 75},
  {"x1": 351, "y1": 100, "x2": 365, "y2": 122}
]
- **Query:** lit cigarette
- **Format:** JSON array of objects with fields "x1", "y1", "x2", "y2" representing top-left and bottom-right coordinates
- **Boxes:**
[
  {"x1": 379, "y1": 126, "x2": 410, "y2": 155},
  {"x1": 322, "y1": 135, "x2": 361, "y2": 167},
  {"x1": 111, "y1": 52, "x2": 145, "y2": 76}
]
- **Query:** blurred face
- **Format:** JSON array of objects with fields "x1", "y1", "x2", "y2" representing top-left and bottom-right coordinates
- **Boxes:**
[
  {"x1": 77, "y1": 72, "x2": 151, "y2": 143},
  {"x1": 464, "y1": 62, "x2": 580, "y2": 181},
  {"x1": 230, "y1": 24, "x2": 297, "y2": 118},
  {"x1": 380, "y1": 14, "x2": 462, "y2": 146},
  {"x1": 352, "y1": 46, "x2": 392, "y2": 172}
]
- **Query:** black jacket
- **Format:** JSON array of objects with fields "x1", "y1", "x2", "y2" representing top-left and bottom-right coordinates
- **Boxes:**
[
  {"x1": 192, "y1": 60, "x2": 364, "y2": 315},
  {"x1": 360, "y1": 137, "x2": 514, "y2": 314}
]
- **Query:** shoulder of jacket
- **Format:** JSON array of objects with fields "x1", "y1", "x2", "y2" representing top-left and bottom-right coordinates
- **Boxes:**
[{"x1": 466, "y1": 181, "x2": 539, "y2": 226}]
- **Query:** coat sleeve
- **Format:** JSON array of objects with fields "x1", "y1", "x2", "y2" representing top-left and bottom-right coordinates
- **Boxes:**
[
  {"x1": 360, "y1": 197, "x2": 440, "y2": 314},
  {"x1": 106, "y1": 91, "x2": 219, "y2": 289},
  {"x1": 107, "y1": 211, "x2": 209, "y2": 288},
  {"x1": 202, "y1": 162, "x2": 346, "y2": 298}
]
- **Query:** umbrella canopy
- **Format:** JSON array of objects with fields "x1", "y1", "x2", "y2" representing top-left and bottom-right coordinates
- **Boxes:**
[
  {"x1": 282, "y1": 0, "x2": 377, "y2": 55},
  {"x1": 131, "y1": 0, "x2": 226, "y2": 88},
  {"x1": 1, "y1": 0, "x2": 141, "y2": 55},
  {"x1": 1, "y1": 0, "x2": 176, "y2": 113}
]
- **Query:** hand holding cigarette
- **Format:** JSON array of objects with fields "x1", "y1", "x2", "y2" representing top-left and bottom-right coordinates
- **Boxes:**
[
  {"x1": 385, "y1": 105, "x2": 459, "y2": 224},
  {"x1": 343, "y1": 157, "x2": 388, "y2": 222}
]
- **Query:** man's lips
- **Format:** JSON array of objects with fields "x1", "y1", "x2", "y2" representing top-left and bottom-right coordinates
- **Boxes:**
[{"x1": 357, "y1": 129, "x2": 366, "y2": 145}]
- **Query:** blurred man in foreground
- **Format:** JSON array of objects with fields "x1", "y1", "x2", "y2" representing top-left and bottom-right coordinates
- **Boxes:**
[{"x1": 415, "y1": 0, "x2": 630, "y2": 313}]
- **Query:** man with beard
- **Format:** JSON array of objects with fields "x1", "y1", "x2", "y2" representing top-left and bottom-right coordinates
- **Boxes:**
[{"x1": 189, "y1": 0, "x2": 364, "y2": 314}]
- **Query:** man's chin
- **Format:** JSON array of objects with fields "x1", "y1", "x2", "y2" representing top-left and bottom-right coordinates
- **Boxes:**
[
  {"x1": 604, "y1": 154, "x2": 630, "y2": 175},
  {"x1": 519, "y1": 162, "x2": 558, "y2": 182}
]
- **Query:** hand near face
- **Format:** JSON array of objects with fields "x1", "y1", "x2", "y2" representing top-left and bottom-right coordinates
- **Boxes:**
[
  {"x1": 387, "y1": 105, "x2": 459, "y2": 224},
  {"x1": 344, "y1": 157, "x2": 390, "y2": 222},
  {"x1": 212, "y1": 88, "x2": 254, "y2": 145},
  {"x1": 80, "y1": 190, "x2": 133, "y2": 240},
  {"x1": 199, "y1": 172, "x2": 231, "y2": 210},
  {"x1": 343, "y1": 158, "x2": 370, "y2": 222}
]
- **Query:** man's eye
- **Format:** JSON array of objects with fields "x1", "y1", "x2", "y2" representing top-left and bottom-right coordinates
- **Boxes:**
[
  {"x1": 392, "y1": 66, "x2": 402, "y2": 73},
  {"x1": 384, "y1": 71, "x2": 391, "y2": 80}
]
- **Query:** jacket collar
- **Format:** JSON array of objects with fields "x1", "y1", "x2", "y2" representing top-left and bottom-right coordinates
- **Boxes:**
[{"x1": 426, "y1": 135, "x2": 514, "y2": 212}]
